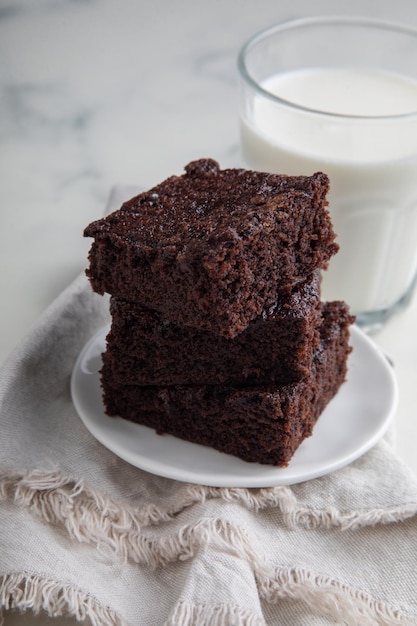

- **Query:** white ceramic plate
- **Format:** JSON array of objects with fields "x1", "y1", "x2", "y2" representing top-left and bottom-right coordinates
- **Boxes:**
[{"x1": 71, "y1": 325, "x2": 398, "y2": 487}]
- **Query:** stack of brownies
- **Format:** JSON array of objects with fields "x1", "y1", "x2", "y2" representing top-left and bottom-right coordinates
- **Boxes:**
[{"x1": 84, "y1": 158, "x2": 354, "y2": 467}]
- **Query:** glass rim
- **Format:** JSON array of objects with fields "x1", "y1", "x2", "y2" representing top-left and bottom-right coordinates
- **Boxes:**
[{"x1": 237, "y1": 15, "x2": 417, "y2": 121}]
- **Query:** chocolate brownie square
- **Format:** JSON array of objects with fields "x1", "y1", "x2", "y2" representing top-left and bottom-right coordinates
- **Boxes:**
[
  {"x1": 103, "y1": 272, "x2": 322, "y2": 386},
  {"x1": 84, "y1": 159, "x2": 337, "y2": 338}
]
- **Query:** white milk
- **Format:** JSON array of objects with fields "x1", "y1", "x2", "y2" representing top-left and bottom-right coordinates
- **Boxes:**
[{"x1": 240, "y1": 68, "x2": 417, "y2": 315}]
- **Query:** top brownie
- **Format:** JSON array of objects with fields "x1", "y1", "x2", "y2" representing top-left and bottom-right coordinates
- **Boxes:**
[{"x1": 84, "y1": 159, "x2": 338, "y2": 338}]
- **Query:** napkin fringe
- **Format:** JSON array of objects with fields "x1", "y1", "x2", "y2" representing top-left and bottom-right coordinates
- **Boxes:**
[
  {"x1": 0, "y1": 573, "x2": 127, "y2": 626},
  {"x1": 167, "y1": 572, "x2": 417, "y2": 626},
  {"x1": 1, "y1": 466, "x2": 417, "y2": 535},
  {"x1": 0, "y1": 572, "x2": 412, "y2": 626},
  {"x1": 182, "y1": 483, "x2": 417, "y2": 530},
  {"x1": 1, "y1": 467, "x2": 416, "y2": 625},
  {"x1": 260, "y1": 568, "x2": 413, "y2": 626},
  {"x1": 165, "y1": 600, "x2": 265, "y2": 625}
]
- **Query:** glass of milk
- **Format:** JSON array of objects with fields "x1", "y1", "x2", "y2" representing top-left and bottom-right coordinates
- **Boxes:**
[{"x1": 238, "y1": 16, "x2": 417, "y2": 332}]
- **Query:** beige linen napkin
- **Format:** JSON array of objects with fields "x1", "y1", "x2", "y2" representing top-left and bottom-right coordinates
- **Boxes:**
[{"x1": 1, "y1": 187, "x2": 417, "y2": 626}]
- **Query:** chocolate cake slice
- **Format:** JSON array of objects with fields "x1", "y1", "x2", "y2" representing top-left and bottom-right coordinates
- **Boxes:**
[
  {"x1": 84, "y1": 159, "x2": 338, "y2": 338},
  {"x1": 100, "y1": 302, "x2": 354, "y2": 467},
  {"x1": 103, "y1": 272, "x2": 322, "y2": 386}
]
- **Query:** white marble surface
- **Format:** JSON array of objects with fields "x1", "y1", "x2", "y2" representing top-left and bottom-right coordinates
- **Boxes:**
[{"x1": 1, "y1": 0, "x2": 417, "y2": 623}]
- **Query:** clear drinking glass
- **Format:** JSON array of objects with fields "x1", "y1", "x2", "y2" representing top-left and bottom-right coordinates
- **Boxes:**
[{"x1": 238, "y1": 16, "x2": 417, "y2": 332}]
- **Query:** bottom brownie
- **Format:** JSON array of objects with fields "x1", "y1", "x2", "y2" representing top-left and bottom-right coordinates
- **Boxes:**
[{"x1": 100, "y1": 302, "x2": 354, "y2": 467}]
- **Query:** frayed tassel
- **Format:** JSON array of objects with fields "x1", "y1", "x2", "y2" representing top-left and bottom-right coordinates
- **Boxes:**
[
  {"x1": 0, "y1": 573, "x2": 126, "y2": 626},
  {"x1": 2, "y1": 467, "x2": 417, "y2": 537},
  {"x1": 259, "y1": 568, "x2": 415, "y2": 626},
  {"x1": 165, "y1": 601, "x2": 265, "y2": 625}
]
